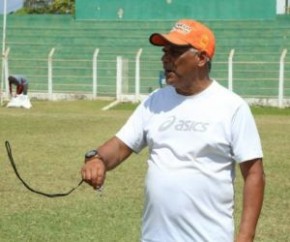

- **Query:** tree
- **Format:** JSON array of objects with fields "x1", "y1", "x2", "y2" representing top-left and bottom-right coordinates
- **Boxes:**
[
  {"x1": 49, "y1": 0, "x2": 74, "y2": 14},
  {"x1": 18, "y1": 0, "x2": 74, "y2": 14}
]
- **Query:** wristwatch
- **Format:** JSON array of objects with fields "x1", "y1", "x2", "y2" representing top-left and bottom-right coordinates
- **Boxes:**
[{"x1": 85, "y1": 149, "x2": 100, "y2": 159}]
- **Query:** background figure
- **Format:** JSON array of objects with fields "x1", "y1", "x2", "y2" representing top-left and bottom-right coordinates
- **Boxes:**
[
  {"x1": 8, "y1": 75, "x2": 29, "y2": 96},
  {"x1": 158, "y1": 70, "x2": 166, "y2": 88},
  {"x1": 6, "y1": 75, "x2": 32, "y2": 109}
]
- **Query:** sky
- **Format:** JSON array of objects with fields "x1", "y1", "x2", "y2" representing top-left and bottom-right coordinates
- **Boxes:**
[{"x1": 0, "y1": 0, "x2": 24, "y2": 14}]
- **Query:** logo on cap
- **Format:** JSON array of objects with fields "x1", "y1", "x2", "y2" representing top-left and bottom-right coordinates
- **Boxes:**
[{"x1": 171, "y1": 22, "x2": 192, "y2": 34}]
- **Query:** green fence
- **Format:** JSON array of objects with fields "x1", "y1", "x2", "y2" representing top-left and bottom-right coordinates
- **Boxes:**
[{"x1": 0, "y1": 15, "x2": 290, "y2": 103}]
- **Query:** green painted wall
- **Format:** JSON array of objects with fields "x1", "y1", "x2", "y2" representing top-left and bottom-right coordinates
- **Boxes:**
[
  {"x1": 2, "y1": 15, "x2": 290, "y2": 97},
  {"x1": 75, "y1": 0, "x2": 276, "y2": 21}
]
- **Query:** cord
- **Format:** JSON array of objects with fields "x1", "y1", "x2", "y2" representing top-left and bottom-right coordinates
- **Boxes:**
[{"x1": 5, "y1": 141, "x2": 83, "y2": 198}]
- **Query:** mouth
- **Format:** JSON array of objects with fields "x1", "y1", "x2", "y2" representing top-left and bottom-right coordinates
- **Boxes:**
[{"x1": 163, "y1": 66, "x2": 174, "y2": 76}]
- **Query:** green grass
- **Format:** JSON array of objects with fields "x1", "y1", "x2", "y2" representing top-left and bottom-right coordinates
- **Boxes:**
[
  {"x1": 0, "y1": 100, "x2": 289, "y2": 242},
  {"x1": 234, "y1": 106, "x2": 290, "y2": 242}
]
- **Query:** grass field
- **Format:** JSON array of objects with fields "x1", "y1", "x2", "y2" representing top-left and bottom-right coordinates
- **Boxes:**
[{"x1": 0, "y1": 100, "x2": 290, "y2": 242}]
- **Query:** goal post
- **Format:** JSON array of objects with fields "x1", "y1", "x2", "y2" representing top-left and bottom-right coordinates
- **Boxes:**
[{"x1": 102, "y1": 48, "x2": 148, "y2": 110}]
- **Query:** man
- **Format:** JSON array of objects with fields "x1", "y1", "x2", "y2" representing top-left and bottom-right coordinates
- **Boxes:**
[
  {"x1": 81, "y1": 19, "x2": 265, "y2": 242},
  {"x1": 8, "y1": 75, "x2": 29, "y2": 96},
  {"x1": 7, "y1": 75, "x2": 32, "y2": 109}
]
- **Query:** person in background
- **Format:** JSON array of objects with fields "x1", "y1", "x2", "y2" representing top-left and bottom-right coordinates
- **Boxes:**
[
  {"x1": 81, "y1": 19, "x2": 265, "y2": 242},
  {"x1": 8, "y1": 75, "x2": 29, "y2": 97}
]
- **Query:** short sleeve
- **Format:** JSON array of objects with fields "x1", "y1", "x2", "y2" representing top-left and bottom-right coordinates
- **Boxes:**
[
  {"x1": 231, "y1": 103, "x2": 263, "y2": 163},
  {"x1": 116, "y1": 102, "x2": 147, "y2": 153}
]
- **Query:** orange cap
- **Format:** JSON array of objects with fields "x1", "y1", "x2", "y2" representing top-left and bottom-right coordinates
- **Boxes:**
[{"x1": 149, "y1": 19, "x2": 215, "y2": 59}]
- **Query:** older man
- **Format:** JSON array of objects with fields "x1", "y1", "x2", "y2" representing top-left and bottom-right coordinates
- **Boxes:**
[{"x1": 81, "y1": 19, "x2": 265, "y2": 242}]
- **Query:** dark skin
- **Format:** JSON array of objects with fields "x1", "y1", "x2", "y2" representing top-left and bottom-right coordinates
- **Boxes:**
[
  {"x1": 161, "y1": 45, "x2": 212, "y2": 95},
  {"x1": 8, "y1": 76, "x2": 28, "y2": 96},
  {"x1": 81, "y1": 43, "x2": 265, "y2": 242},
  {"x1": 237, "y1": 159, "x2": 265, "y2": 242}
]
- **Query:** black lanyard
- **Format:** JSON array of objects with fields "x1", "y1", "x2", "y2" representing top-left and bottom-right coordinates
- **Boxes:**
[{"x1": 5, "y1": 141, "x2": 83, "y2": 198}]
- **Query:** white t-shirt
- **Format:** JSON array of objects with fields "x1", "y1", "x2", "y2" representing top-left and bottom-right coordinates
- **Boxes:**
[{"x1": 116, "y1": 80, "x2": 263, "y2": 242}]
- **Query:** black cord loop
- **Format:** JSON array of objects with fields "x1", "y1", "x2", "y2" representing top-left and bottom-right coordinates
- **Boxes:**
[{"x1": 5, "y1": 141, "x2": 83, "y2": 198}]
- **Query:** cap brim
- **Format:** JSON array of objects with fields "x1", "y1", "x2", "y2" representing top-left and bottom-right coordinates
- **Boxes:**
[{"x1": 149, "y1": 33, "x2": 189, "y2": 46}]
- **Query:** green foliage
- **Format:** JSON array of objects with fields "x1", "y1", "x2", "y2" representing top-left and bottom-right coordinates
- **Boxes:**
[
  {"x1": 16, "y1": 0, "x2": 75, "y2": 14},
  {"x1": 49, "y1": 0, "x2": 75, "y2": 14}
]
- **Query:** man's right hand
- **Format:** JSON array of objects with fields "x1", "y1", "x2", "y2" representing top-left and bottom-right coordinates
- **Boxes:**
[{"x1": 81, "y1": 158, "x2": 106, "y2": 190}]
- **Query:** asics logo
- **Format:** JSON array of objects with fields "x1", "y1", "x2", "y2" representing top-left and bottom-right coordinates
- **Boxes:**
[
  {"x1": 159, "y1": 116, "x2": 176, "y2": 131},
  {"x1": 159, "y1": 116, "x2": 209, "y2": 132}
]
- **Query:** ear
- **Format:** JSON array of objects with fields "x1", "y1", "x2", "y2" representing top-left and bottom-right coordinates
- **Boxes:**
[
  {"x1": 198, "y1": 51, "x2": 208, "y2": 65},
  {"x1": 197, "y1": 52, "x2": 209, "y2": 67}
]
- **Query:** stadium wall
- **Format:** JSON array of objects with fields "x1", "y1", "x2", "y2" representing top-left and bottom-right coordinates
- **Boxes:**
[
  {"x1": 0, "y1": 15, "x2": 290, "y2": 106},
  {"x1": 75, "y1": 0, "x2": 276, "y2": 20}
]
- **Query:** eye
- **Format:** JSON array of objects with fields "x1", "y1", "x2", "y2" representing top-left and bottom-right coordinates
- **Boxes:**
[
  {"x1": 162, "y1": 46, "x2": 191, "y2": 57},
  {"x1": 171, "y1": 46, "x2": 192, "y2": 57},
  {"x1": 171, "y1": 49, "x2": 184, "y2": 56}
]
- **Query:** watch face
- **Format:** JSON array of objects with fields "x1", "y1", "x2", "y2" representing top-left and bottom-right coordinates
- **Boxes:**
[{"x1": 85, "y1": 149, "x2": 98, "y2": 159}]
